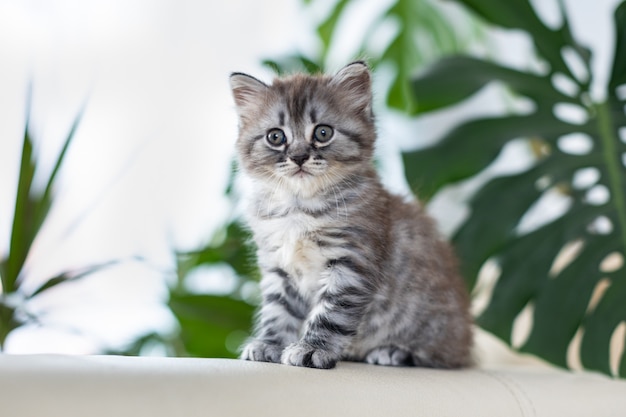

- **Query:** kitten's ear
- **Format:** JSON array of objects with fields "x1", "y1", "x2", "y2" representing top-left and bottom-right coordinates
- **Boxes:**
[
  {"x1": 229, "y1": 72, "x2": 268, "y2": 113},
  {"x1": 331, "y1": 62, "x2": 372, "y2": 116}
]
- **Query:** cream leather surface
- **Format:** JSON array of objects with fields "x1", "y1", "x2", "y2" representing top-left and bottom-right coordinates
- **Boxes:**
[{"x1": 1, "y1": 354, "x2": 625, "y2": 417}]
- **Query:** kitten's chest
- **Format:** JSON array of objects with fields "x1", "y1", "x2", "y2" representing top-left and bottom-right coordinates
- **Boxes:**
[{"x1": 253, "y1": 212, "x2": 328, "y2": 295}]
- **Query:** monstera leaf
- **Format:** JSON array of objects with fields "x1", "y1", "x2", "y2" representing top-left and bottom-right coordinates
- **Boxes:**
[{"x1": 404, "y1": 0, "x2": 626, "y2": 377}]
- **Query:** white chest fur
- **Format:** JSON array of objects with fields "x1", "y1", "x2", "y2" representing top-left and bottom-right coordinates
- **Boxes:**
[{"x1": 251, "y1": 210, "x2": 329, "y2": 297}]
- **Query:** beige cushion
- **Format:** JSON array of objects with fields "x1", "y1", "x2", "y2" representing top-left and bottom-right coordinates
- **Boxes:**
[{"x1": 1, "y1": 353, "x2": 624, "y2": 417}]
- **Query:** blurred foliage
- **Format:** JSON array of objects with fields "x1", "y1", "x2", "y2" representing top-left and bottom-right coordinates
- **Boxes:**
[
  {"x1": 119, "y1": 222, "x2": 258, "y2": 359},
  {"x1": 406, "y1": 0, "x2": 626, "y2": 377},
  {"x1": 264, "y1": 0, "x2": 480, "y2": 114},
  {"x1": 0, "y1": 102, "x2": 119, "y2": 351},
  {"x1": 166, "y1": 222, "x2": 257, "y2": 358},
  {"x1": 169, "y1": 292, "x2": 254, "y2": 358},
  {"x1": 263, "y1": 55, "x2": 323, "y2": 76}
]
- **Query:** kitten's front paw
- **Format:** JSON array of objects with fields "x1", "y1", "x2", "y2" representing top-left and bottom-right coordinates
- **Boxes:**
[
  {"x1": 281, "y1": 342, "x2": 337, "y2": 369},
  {"x1": 240, "y1": 340, "x2": 283, "y2": 363}
]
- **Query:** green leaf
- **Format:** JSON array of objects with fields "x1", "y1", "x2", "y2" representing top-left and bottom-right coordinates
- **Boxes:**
[
  {"x1": 4, "y1": 127, "x2": 36, "y2": 293},
  {"x1": 454, "y1": 0, "x2": 546, "y2": 31},
  {"x1": 608, "y1": 2, "x2": 626, "y2": 89},
  {"x1": 176, "y1": 222, "x2": 258, "y2": 284},
  {"x1": 404, "y1": 0, "x2": 626, "y2": 377},
  {"x1": 262, "y1": 56, "x2": 323, "y2": 76},
  {"x1": 0, "y1": 104, "x2": 94, "y2": 350},
  {"x1": 580, "y1": 273, "x2": 626, "y2": 375},
  {"x1": 411, "y1": 55, "x2": 577, "y2": 113},
  {"x1": 169, "y1": 293, "x2": 254, "y2": 358},
  {"x1": 452, "y1": 0, "x2": 578, "y2": 80},
  {"x1": 3, "y1": 111, "x2": 82, "y2": 293},
  {"x1": 167, "y1": 195, "x2": 259, "y2": 358},
  {"x1": 0, "y1": 300, "x2": 21, "y2": 350},
  {"x1": 454, "y1": 167, "x2": 543, "y2": 288},
  {"x1": 455, "y1": 154, "x2": 602, "y2": 288},
  {"x1": 28, "y1": 259, "x2": 126, "y2": 298},
  {"x1": 594, "y1": 100, "x2": 626, "y2": 256},
  {"x1": 403, "y1": 113, "x2": 577, "y2": 199},
  {"x1": 521, "y1": 235, "x2": 618, "y2": 368},
  {"x1": 381, "y1": 0, "x2": 470, "y2": 113},
  {"x1": 37, "y1": 111, "x2": 82, "y2": 226},
  {"x1": 317, "y1": 0, "x2": 350, "y2": 54},
  {"x1": 477, "y1": 218, "x2": 568, "y2": 343},
  {"x1": 477, "y1": 203, "x2": 599, "y2": 343},
  {"x1": 308, "y1": 0, "x2": 474, "y2": 114}
]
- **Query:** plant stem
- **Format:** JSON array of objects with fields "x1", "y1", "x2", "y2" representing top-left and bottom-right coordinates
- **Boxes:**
[{"x1": 595, "y1": 100, "x2": 626, "y2": 251}]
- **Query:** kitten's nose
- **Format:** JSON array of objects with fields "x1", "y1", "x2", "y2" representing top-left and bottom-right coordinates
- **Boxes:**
[{"x1": 290, "y1": 154, "x2": 309, "y2": 166}]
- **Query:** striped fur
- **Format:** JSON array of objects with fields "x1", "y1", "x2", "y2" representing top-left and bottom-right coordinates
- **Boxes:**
[{"x1": 231, "y1": 62, "x2": 472, "y2": 369}]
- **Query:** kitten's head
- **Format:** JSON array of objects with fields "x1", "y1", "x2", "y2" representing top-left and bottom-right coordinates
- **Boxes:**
[{"x1": 230, "y1": 62, "x2": 376, "y2": 197}]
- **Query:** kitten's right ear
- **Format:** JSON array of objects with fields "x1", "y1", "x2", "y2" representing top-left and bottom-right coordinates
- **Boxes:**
[
  {"x1": 331, "y1": 62, "x2": 373, "y2": 117},
  {"x1": 229, "y1": 73, "x2": 268, "y2": 113}
]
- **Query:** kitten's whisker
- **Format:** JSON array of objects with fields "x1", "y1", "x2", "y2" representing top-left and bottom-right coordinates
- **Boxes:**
[
  {"x1": 339, "y1": 175, "x2": 368, "y2": 207},
  {"x1": 339, "y1": 185, "x2": 349, "y2": 221},
  {"x1": 325, "y1": 174, "x2": 341, "y2": 220},
  {"x1": 319, "y1": 172, "x2": 348, "y2": 221},
  {"x1": 335, "y1": 179, "x2": 351, "y2": 221},
  {"x1": 266, "y1": 171, "x2": 285, "y2": 218}
]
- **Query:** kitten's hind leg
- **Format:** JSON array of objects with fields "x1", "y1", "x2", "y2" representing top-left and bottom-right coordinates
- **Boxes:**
[{"x1": 365, "y1": 346, "x2": 415, "y2": 367}]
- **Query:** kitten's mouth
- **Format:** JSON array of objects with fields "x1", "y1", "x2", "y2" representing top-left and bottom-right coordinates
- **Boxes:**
[{"x1": 293, "y1": 168, "x2": 312, "y2": 178}]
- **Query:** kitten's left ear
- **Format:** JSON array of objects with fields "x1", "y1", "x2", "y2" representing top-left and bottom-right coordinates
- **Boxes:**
[
  {"x1": 230, "y1": 72, "x2": 268, "y2": 114},
  {"x1": 331, "y1": 61, "x2": 372, "y2": 116}
]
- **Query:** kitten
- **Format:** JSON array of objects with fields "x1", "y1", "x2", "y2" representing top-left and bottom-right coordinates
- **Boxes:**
[{"x1": 229, "y1": 62, "x2": 472, "y2": 369}]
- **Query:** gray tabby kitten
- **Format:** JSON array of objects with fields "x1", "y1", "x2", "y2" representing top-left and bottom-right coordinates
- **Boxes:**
[{"x1": 230, "y1": 62, "x2": 472, "y2": 369}]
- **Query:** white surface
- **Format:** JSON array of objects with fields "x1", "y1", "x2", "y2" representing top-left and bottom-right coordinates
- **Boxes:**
[{"x1": 0, "y1": 354, "x2": 625, "y2": 417}]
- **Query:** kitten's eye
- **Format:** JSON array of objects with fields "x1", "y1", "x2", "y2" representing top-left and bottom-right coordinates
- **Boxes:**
[
  {"x1": 313, "y1": 125, "x2": 334, "y2": 143},
  {"x1": 266, "y1": 129, "x2": 286, "y2": 146}
]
